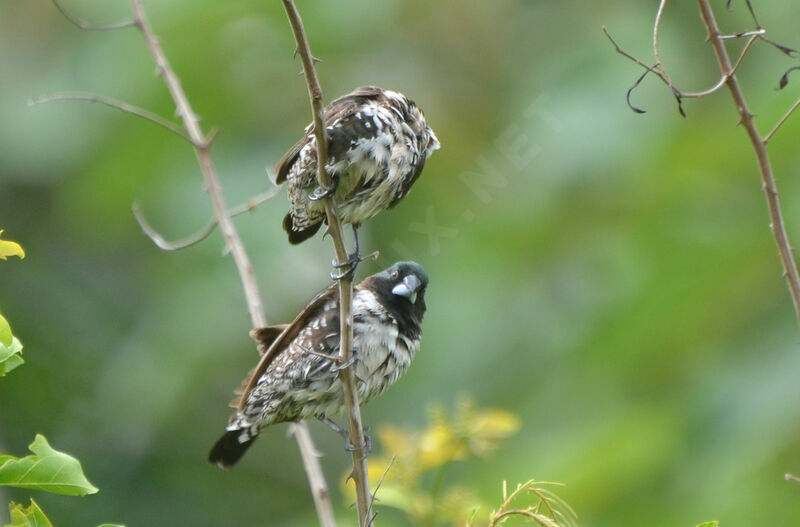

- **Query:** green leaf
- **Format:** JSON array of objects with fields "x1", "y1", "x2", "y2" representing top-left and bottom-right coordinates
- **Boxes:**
[
  {"x1": 695, "y1": 522, "x2": 719, "y2": 527},
  {"x1": 467, "y1": 506, "x2": 480, "y2": 526},
  {"x1": 0, "y1": 353, "x2": 24, "y2": 376},
  {"x1": 5, "y1": 499, "x2": 53, "y2": 527},
  {"x1": 0, "y1": 337, "x2": 24, "y2": 377},
  {"x1": 96, "y1": 525, "x2": 126, "y2": 527},
  {"x1": 0, "y1": 230, "x2": 25, "y2": 260},
  {"x1": 0, "y1": 435, "x2": 98, "y2": 496},
  {"x1": 0, "y1": 313, "x2": 12, "y2": 347}
]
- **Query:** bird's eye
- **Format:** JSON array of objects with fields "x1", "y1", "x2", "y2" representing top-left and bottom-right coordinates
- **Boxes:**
[{"x1": 390, "y1": 270, "x2": 400, "y2": 280}]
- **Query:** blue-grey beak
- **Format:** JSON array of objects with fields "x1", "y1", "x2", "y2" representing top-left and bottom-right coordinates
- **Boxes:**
[{"x1": 392, "y1": 274, "x2": 422, "y2": 303}]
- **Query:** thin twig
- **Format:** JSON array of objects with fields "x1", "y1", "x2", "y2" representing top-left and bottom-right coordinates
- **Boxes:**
[
  {"x1": 681, "y1": 34, "x2": 759, "y2": 98},
  {"x1": 122, "y1": 1, "x2": 336, "y2": 523},
  {"x1": 652, "y1": 0, "x2": 673, "y2": 87},
  {"x1": 132, "y1": 188, "x2": 280, "y2": 251},
  {"x1": 697, "y1": 0, "x2": 800, "y2": 327},
  {"x1": 50, "y1": 0, "x2": 135, "y2": 30},
  {"x1": 281, "y1": 2, "x2": 372, "y2": 526},
  {"x1": 604, "y1": 24, "x2": 761, "y2": 113},
  {"x1": 765, "y1": 97, "x2": 800, "y2": 144},
  {"x1": 291, "y1": 423, "x2": 337, "y2": 527},
  {"x1": 29, "y1": 92, "x2": 189, "y2": 141},
  {"x1": 366, "y1": 456, "x2": 396, "y2": 522},
  {"x1": 128, "y1": 0, "x2": 265, "y2": 327},
  {"x1": 764, "y1": 66, "x2": 800, "y2": 144},
  {"x1": 786, "y1": 473, "x2": 800, "y2": 483}
]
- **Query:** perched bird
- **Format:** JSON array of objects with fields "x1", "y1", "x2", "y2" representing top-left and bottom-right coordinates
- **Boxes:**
[
  {"x1": 209, "y1": 261, "x2": 429, "y2": 468},
  {"x1": 275, "y1": 86, "x2": 440, "y2": 249}
]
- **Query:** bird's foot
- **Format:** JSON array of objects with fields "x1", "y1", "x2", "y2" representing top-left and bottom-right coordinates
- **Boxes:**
[
  {"x1": 345, "y1": 432, "x2": 372, "y2": 459},
  {"x1": 309, "y1": 177, "x2": 339, "y2": 201},
  {"x1": 330, "y1": 250, "x2": 361, "y2": 281},
  {"x1": 330, "y1": 355, "x2": 357, "y2": 372},
  {"x1": 317, "y1": 415, "x2": 372, "y2": 459}
]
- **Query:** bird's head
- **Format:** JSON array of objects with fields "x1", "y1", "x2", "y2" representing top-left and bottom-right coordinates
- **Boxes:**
[{"x1": 365, "y1": 261, "x2": 429, "y2": 318}]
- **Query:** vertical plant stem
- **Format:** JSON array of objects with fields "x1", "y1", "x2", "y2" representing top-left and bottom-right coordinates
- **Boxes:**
[
  {"x1": 697, "y1": 0, "x2": 800, "y2": 327},
  {"x1": 126, "y1": 2, "x2": 335, "y2": 524},
  {"x1": 281, "y1": 2, "x2": 373, "y2": 526}
]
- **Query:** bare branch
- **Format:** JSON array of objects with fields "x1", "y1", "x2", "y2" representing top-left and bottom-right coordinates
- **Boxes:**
[
  {"x1": 604, "y1": 22, "x2": 761, "y2": 115},
  {"x1": 680, "y1": 34, "x2": 759, "y2": 98},
  {"x1": 291, "y1": 424, "x2": 337, "y2": 527},
  {"x1": 281, "y1": 1, "x2": 372, "y2": 526},
  {"x1": 786, "y1": 473, "x2": 800, "y2": 483},
  {"x1": 765, "y1": 99, "x2": 800, "y2": 145},
  {"x1": 133, "y1": 188, "x2": 280, "y2": 251},
  {"x1": 123, "y1": 1, "x2": 336, "y2": 523},
  {"x1": 697, "y1": 0, "x2": 800, "y2": 327},
  {"x1": 652, "y1": 0, "x2": 673, "y2": 88},
  {"x1": 50, "y1": 0, "x2": 135, "y2": 31},
  {"x1": 128, "y1": 0, "x2": 265, "y2": 326},
  {"x1": 29, "y1": 92, "x2": 189, "y2": 141},
  {"x1": 366, "y1": 456, "x2": 396, "y2": 522},
  {"x1": 719, "y1": 29, "x2": 764, "y2": 39}
]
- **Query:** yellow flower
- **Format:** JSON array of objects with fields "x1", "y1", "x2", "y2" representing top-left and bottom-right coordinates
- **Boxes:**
[
  {"x1": 419, "y1": 424, "x2": 465, "y2": 468},
  {"x1": 465, "y1": 408, "x2": 520, "y2": 457},
  {"x1": 0, "y1": 230, "x2": 25, "y2": 260}
]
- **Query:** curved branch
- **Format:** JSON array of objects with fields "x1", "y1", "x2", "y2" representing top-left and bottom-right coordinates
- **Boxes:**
[
  {"x1": 604, "y1": 24, "x2": 761, "y2": 115},
  {"x1": 50, "y1": 0, "x2": 135, "y2": 31},
  {"x1": 133, "y1": 188, "x2": 280, "y2": 251},
  {"x1": 281, "y1": 2, "x2": 372, "y2": 526},
  {"x1": 29, "y1": 92, "x2": 189, "y2": 141}
]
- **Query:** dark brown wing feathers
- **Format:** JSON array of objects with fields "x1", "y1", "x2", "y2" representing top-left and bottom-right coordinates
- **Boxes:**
[
  {"x1": 234, "y1": 284, "x2": 338, "y2": 413},
  {"x1": 273, "y1": 86, "x2": 388, "y2": 185}
]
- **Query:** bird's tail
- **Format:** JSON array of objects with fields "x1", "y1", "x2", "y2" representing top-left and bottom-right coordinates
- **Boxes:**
[
  {"x1": 283, "y1": 213, "x2": 322, "y2": 244},
  {"x1": 208, "y1": 429, "x2": 257, "y2": 469}
]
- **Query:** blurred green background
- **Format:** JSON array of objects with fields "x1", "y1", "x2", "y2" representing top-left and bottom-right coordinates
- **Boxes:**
[{"x1": 3, "y1": 0, "x2": 800, "y2": 525}]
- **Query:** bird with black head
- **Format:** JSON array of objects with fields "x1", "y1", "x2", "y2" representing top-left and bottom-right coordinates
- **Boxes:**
[{"x1": 209, "y1": 261, "x2": 429, "y2": 468}]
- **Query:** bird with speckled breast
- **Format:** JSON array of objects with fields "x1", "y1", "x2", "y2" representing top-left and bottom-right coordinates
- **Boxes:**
[
  {"x1": 209, "y1": 261, "x2": 429, "y2": 468},
  {"x1": 275, "y1": 86, "x2": 440, "y2": 251}
]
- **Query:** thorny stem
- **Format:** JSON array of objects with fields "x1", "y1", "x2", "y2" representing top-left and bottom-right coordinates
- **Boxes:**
[
  {"x1": 696, "y1": 0, "x2": 800, "y2": 327},
  {"x1": 122, "y1": 1, "x2": 335, "y2": 524},
  {"x1": 281, "y1": 2, "x2": 372, "y2": 526}
]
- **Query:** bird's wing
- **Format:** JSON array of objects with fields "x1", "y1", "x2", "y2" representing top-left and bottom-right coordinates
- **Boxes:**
[
  {"x1": 388, "y1": 156, "x2": 428, "y2": 209},
  {"x1": 249, "y1": 325, "x2": 289, "y2": 356},
  {"x1": 234, "y1": 284, "x2": 339, "y2": 412},
  {"x1": 274, "y1": 87, "x2": 388, "y2": 185}
]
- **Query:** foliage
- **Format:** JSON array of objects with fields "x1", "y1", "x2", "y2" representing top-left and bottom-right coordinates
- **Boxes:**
[
  {"x1": 4, "y1": 1, "x2": 800, "y2": 526},
  {"x1": 343, "y1": 399, "x2": 533, "y2": 526},
  {"x1": 0, "y1": 235, "x2": 25, "y2": 377},
  {"x1": 4, "y1": 500, "x2": 124, "y2": 527},
  {"x1": 0, "y1": 435, "x2": 98, "y2": 496},
  {"x1": 5, "y1": 500, "x2": 51, "y2": 527},
  {"x1": 480, "y1": 479, "x2": 577, "y2": 527},
  {"x1": 0, "y1": 336, "x2": 23, "y2": 378},
  {"x1": 0, "y1": 233, "x2": 121, "y2": 526},
  {"x1": 0, "y1": 231, "x2": 24, "y2": 261}
]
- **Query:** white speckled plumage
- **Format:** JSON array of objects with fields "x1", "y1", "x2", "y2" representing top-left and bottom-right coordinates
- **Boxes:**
[
  {"x1": 209, "y1": 262, "x2": 429, "y2": 468},
  {"x1": 275, "y1": 86, "x2": 440, "y2": 244}
]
